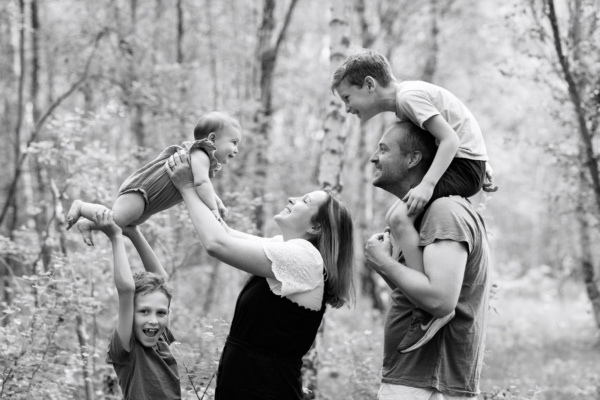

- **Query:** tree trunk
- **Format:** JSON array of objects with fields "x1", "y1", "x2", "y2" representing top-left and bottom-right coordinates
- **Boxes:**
[
  {"x1": 421, "y1": 0, "x2": 439, "y2": 82},
  {"x1": 576, "y1": 169, "x2": 600, "y2": 332},
  {"x1": 546, "y1": 0, "x2": 600, "y2": 214},
  {"x1": 251, "y1": 0, "x2": 298, "y2": 232},
  {"x1": 316, "y1": 0, "x2": 350, "y2": 192}
]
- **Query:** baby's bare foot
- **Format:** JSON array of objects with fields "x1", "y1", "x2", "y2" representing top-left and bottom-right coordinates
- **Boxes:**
[
  {"x1": 66, "y1": 200, "x2": 83, "y2": 230},
  {"x1": 77, "y1": 219, "x2": 95, "y2": 246}
]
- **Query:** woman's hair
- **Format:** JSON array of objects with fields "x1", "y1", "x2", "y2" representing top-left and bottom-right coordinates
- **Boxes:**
[
  {"x1": 331, "y1": 48, "x2": 395, "y2": 92},
  {"x1": 308, "y1": 189, "x2": 355, "y2": 309},
  {"x1": 193, "y1": 111, "x2": 241, "y2": 141},
  {"x1": 133, "y1": 271, "x2": 174, "y2": 308}
]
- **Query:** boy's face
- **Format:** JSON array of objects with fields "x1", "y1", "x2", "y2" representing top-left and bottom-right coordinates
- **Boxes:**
[
  {"x1": 133, "y1": 291, "x2": 170, "y2": 348},
  {"x1": 335, "y1": 78, "x2": 379, "y2": 121},
  {"x1": 214, "y1": 126, "x2": 242, "y2": 165}
]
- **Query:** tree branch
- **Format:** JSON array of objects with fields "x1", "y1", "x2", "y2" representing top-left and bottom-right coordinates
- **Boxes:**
[{"x1": 0, "y1": 30, "x2": 106, "y2": 228}]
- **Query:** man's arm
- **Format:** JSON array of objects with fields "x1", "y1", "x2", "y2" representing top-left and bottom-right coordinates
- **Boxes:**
[{"x1": 365, "y1": 232, "x2": 467, "y2": 317}]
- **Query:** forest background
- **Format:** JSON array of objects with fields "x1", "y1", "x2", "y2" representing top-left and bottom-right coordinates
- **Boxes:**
[{"x1": 1, "y1": 0, "x2": 600, "y2": 399}]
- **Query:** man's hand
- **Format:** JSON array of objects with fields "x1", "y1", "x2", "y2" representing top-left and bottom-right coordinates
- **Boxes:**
[
  {"x1": 402, "y1": 181, "x2": 434, "y2": 216},
  {"x1": 364, "y1": 231, "x2": 393, "y2": 273},
  {"x1": 165, "y1": 150, "x2": 195, "y2": 190},
  {"x1": 482, "y1": 162, "x2": 498, "y2": 192}
]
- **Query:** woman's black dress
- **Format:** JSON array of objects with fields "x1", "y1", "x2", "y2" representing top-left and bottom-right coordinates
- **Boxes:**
[{"x1": 215, "y1": 275, "x2": 326, "y2": 400}]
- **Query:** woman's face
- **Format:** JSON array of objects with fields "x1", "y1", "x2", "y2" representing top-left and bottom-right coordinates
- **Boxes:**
[{"x1": 274, "y1": 190, "x2": 329, "y2": 237}]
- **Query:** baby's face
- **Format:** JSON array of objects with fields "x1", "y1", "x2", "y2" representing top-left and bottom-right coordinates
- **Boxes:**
[{"x1": 213, "y1": 126, "x2": 242, "y2": 165}]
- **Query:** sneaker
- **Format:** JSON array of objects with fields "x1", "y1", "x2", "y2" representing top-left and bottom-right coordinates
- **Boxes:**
[{"x1": 397, "y1": 308, "x2": 455, "y2": 353}]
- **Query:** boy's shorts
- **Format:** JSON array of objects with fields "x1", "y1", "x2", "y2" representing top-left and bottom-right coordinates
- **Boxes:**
[{"x1": 432, "y1": 158, "x2": 486, "y2": 201}]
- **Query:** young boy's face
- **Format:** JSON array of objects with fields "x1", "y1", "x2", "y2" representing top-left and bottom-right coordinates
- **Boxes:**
[
  {"x1": 133, "y1": 291, "x2": 170, "y2": 348},
  {"x1": 335, "y1": 79, "x2": 379, "y2": 121}
]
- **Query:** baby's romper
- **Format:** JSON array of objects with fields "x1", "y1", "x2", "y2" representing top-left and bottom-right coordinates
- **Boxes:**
[{"x1": 118, "y1": 139, "x2": 221, "y2": 225}]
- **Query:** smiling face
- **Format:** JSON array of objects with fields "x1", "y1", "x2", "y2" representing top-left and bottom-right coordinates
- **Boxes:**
[
  {"x1": 213, "y1": 125, "x2": 242, "y2": 165},
  {"x1": 274, "y1": 190, "x2": 329, "y2": 239},
  {"x1": 132, "y1": 291, "x2": 170, "y2": 348},
  {"x1": 335, "y1": 79, "x2": 379, "y2": 121},
  {"x1": 370, "y1": 125, "x2": 410, "y2": 191}
]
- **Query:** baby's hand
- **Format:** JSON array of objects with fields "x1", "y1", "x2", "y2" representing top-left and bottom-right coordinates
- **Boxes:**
[
  {"x1": 482, "y1": 162, "x2": 498, "y2": 193},
  {"x1": 218, "y1": 205, "x2": 229, "y2": 220},
  {"x1": 211, "y1": 209, "x2": 225, "y2": 225},
  {"x1": 95, "y1": 209, "x2": 122, "y2": 238},
  {"x1": 402, "y1": 182, "x2": 434, "y2": 216}
]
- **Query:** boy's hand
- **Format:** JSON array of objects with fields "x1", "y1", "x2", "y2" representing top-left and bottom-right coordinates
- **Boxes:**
[
  {"x1": 482, "y1": 162, "x2": 498, "y2": 192},
  {"x1": 165, "y1": 150, "x2": 195, "y2": 190},
  {"x1": 402, "y1": 181, "x2": 434, "y2": 216},
  {"x1": 95, "y1": 209, "x2": 122, "y2": 238}
]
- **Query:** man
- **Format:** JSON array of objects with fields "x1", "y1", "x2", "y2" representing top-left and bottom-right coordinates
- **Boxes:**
[{"x1": 365, "y1": 121, "x2": 490, "y2": 400}]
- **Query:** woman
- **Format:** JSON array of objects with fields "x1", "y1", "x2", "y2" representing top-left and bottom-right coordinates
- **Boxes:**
[{"x1": 165, "y1": 150, "x2": 355, "y2": 399}]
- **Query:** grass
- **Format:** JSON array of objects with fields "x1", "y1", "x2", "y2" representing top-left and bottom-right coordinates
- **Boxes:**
[{"x1": 315, "y1": 279, "x2": 599, "y2": 400}]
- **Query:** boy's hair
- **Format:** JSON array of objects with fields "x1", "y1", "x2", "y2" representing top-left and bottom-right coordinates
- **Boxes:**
[
  {"x1": 133, "y1": 271, "x2": 174, "y2": 307},
  {"x1": 193, "y1": 111, "x2": 241, "y2": 141},
  {"x1": 331, "y1": 49, "x2": 396, "y2": 92},
  {"x1": 308, "y1": 189, "x2": 355, "y2": 309}
]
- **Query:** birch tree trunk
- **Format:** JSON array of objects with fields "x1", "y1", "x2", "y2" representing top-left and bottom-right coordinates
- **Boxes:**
[{"x1": 316, "y1": 1, "x2": 350, "y2": 191}]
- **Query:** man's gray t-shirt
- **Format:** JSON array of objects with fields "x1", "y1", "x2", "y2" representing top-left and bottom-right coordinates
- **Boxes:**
[{"x1": 382, "y1": 196, "x2": 490, "y2": 397}]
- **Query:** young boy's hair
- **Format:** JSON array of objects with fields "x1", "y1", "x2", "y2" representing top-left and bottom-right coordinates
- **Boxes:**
[
  {"x1": 331, "y1": 49, "x2": 396, "y2": 92},
  {"x1": 194, "y1": 111, "x2": 241, "y2": 141},
  {"x1": 133, "y1": 271, "x2": 174, "y2": 307}
]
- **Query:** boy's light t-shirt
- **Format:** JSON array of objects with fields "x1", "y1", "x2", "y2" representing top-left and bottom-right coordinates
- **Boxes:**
[
  {"x1": 395, "y1": 80, "x2": 488, "y2": 161},
  {"x1": 106, "y1": 327, "x2": 181, "y2": 400}
]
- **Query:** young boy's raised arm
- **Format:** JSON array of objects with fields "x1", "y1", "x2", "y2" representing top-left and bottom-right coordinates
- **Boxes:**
[
  {"x1": 122, "y1": 225, "x2": 168, "y2": 279},
  {"x1": 96, "y1": 210, "x2": 135, "y2": 351}
]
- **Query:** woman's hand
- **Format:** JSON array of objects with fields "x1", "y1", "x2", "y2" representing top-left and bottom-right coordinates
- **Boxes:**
[{"x1": 165, "y1": 150, "x2": 195, "y2": 190}]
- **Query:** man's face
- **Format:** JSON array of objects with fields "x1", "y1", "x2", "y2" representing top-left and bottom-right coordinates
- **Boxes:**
[
  {"x1": 335, "y1": 79, "x2": 379, "y2": 121},
  {"x1": 370, "y1": 126, "x2": 409, "y2": 190}
]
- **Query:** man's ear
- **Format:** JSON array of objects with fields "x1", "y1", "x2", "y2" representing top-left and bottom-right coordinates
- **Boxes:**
[
  {"x1": 307, "y1": 224, "x2": 322, "y2": 236},
  {"x1": 407, "y1": 151, "x2": 423, "y2": 169},
  {"x1": 365, "y1": 76, "x2": 376, "y2": 92},
  {"x1": 208, "y1": 132, "x2": 217, "y2": 142}
]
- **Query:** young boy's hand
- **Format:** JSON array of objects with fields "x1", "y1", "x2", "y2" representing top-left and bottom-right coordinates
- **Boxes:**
[
  {"x1": 95, "y1": 209, "x2": 122, "y2": 238},
  {"x1": 121, "y1": 224, "x2": 140, "y2": 238},
  {"x1": 402, "y1": 182, "x2": 434, "y2": 216},
  {"x1": 482, "y1": 162, "x2": 498, "y2": 192}
]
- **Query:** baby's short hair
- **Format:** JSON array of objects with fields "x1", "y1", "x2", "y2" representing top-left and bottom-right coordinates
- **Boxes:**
[
  {"x1": 331, "y1": 49, "x2": 395, "y2": 92},
  {"x1": 193, "y1": 111, "x2": 241, "y2": 141},
  {"x1": 133, "y1": 271, "x2": 173, "y2": 307}
]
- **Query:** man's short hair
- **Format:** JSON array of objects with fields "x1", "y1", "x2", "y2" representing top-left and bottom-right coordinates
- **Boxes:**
[
  {"x1": 393, "y1": 121, "x2": 437, "y2": 171},
  {"x1": 331, "y1": 49, "x2": 395, "y2": 92}
]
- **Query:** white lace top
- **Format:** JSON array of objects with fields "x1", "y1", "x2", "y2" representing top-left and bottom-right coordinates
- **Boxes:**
[{"x1": 263, "y1": 236, "x2": 325, "y2": 311}]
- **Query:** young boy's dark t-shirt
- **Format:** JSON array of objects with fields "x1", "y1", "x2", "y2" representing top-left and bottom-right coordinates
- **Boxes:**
[{"x1": 106, "y1": 328, "x2": 181, "y2": 400}]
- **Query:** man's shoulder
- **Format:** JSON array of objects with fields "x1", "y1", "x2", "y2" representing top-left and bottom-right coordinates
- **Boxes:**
[{"x1": 424, "y1": 196, "x2": 482, "y2": 224}]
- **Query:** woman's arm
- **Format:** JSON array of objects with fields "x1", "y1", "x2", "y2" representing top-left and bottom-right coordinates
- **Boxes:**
[{"x1": 166, "y1": 151, "x2": 276, "y2": 278}]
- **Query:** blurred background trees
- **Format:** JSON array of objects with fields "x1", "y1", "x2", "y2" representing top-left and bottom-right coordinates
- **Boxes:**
[{"x1": 0, "y1": 0, "x2": 599, "y2": 399}]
